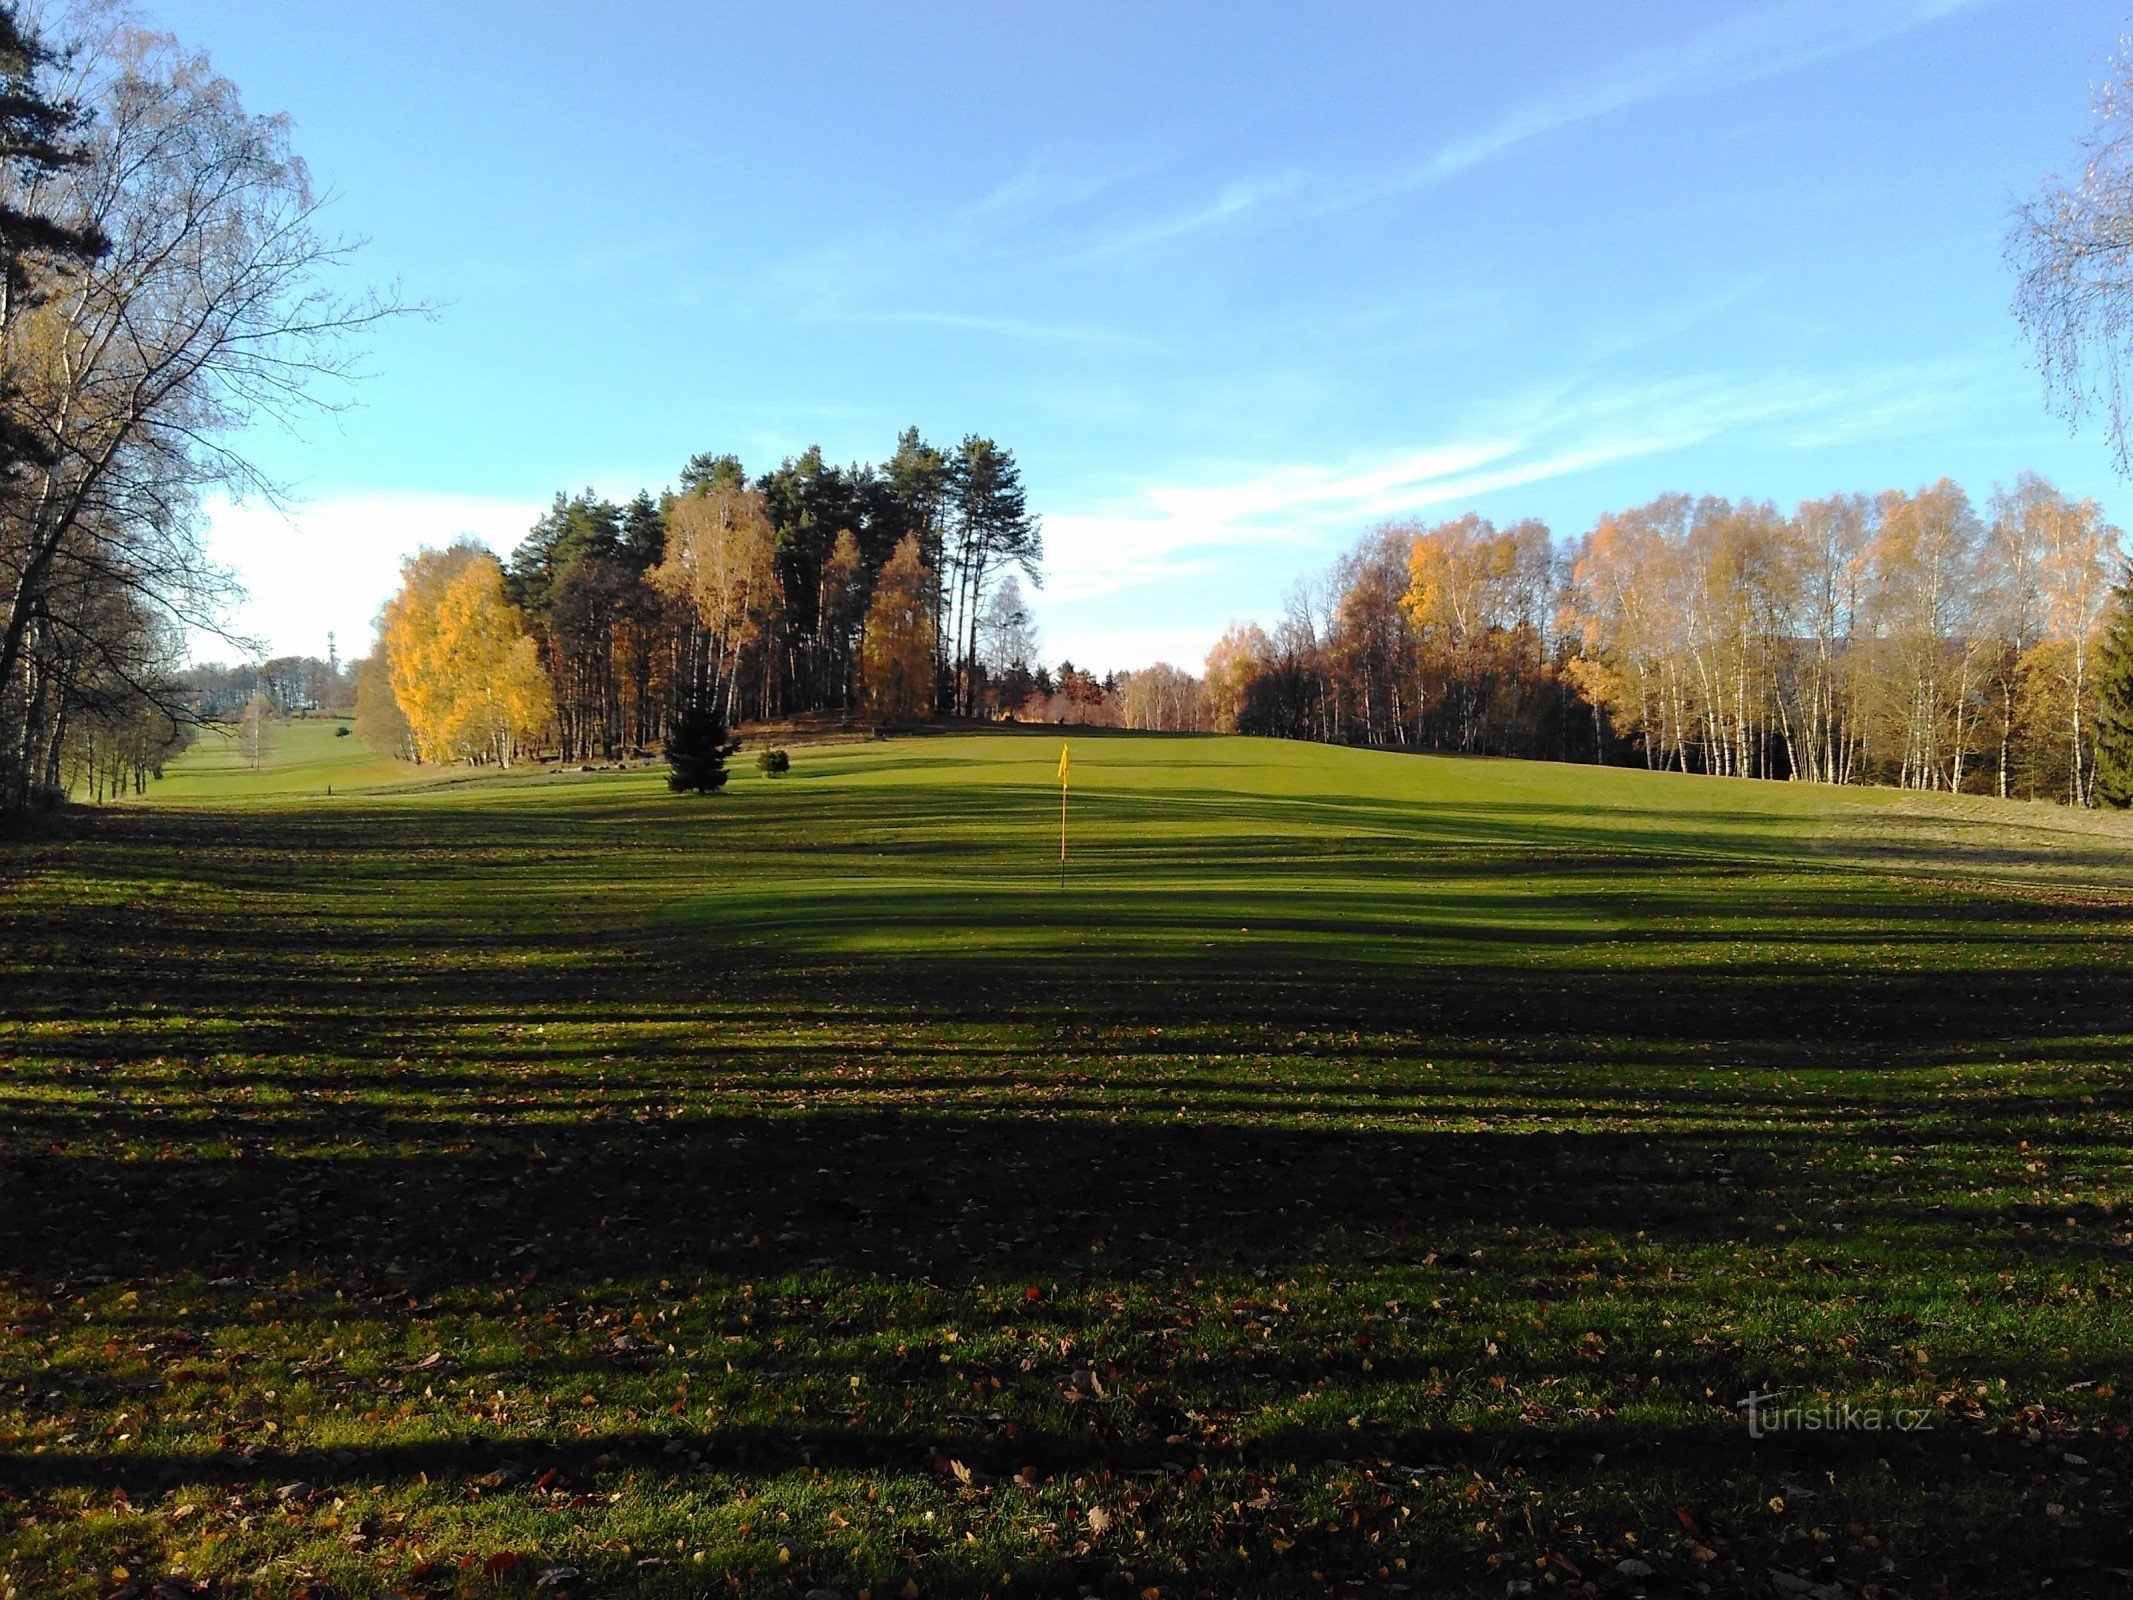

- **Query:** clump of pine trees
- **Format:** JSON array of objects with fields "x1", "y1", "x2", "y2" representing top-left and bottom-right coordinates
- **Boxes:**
[{"x1": 356, "y1": 431, "x2": 1044, "y2": 771}]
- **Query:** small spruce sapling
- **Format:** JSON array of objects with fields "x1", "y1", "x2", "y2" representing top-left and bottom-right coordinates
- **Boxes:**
[{"x1": 665, "y1": 705, "x2": 740, "y2": 794}]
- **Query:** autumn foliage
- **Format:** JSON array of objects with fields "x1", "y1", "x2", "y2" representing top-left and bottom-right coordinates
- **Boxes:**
[
  {"x1": 862, "y1": 533, "x2": 936, "y2": 721},
  {"x1": 377, "y1": 542, "x2": 553, "y2": 766},
  {"x1": 1206, "y1": 473, "x2": 2129, "y2": 805}
]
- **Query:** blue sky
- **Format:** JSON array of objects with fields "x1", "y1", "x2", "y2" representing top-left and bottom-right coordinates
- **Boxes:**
[{"x1": 161, "y1": 0, "x2": 2128, "y2": 671}]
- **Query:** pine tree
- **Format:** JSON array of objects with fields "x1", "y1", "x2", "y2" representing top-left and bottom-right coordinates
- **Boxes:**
[
  {"x1": 2093, "y1": 566, "x2": 2133, "y2": 808},
  {"x1": 0, "y1": 4, "x2": 109, "y2": 478},
  {"x1": 507, "y1": 492, "x2": 621, "y2": 617},
  {"x1": 665, "y1": 704, "x2": 738, "y2": 794},
  {"x1": 944, "y1": 437, "x2": 1041, "y2": 715}
]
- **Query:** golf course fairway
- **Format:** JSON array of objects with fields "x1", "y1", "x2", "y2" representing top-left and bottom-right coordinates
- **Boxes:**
[{"x1": 2, "y1": 724, "x2": 2128, "y2": 1598}]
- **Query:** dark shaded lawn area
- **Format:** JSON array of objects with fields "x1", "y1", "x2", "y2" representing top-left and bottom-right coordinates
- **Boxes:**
[{"x1": 2, "y1": 794, "x2": 2130, "y2": 1600}]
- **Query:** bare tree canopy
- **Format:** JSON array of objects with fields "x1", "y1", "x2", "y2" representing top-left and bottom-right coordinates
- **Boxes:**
[
  {"x1": 2010, "y1": 43, "x2": 2133, "y2": 475},
  {"x1": 0, "y1": 2, "x2": 402, "y2": 811}
]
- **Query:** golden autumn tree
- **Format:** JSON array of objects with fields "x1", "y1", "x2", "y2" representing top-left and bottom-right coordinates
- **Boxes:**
[
  {"x1": 862, "y1": 532, "x2": 935, "y2": 720},
  {"x1": 432, "y1": 560, "x2": 555, "y2": 764},
  {"x1": 1563, "y1": 500, "x2": 1692, "y2": 769},
  {"x1": 378, "y1": 541, "x2": 553, "y2": 766},
  {"x1": 820, "y1": 528, "x2": 866, "y2": 709},
  {"x1": 1402, "y1": 515, "x2": 1553, "y2": 754},
  {"x1": 1861, "y1": 480, "x2": 1985, "y2": 792},
  {"x1": 650, "y1": 482, "x2": 781, "y2": 724},
  {"x1": 377, "y1": 542, "x2": 483, "y2": 758},
  {"x1": 1968, "y1": 476, "x2": 2122, "y2": 804},
  {"x1": 1202, "y1": 622, "x2": 1273, "y2": 733}
]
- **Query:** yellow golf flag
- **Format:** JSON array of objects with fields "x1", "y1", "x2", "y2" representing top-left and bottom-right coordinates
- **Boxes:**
[{"x1": 1057, "y1": 744, "x2": 1070, "y2": 887}]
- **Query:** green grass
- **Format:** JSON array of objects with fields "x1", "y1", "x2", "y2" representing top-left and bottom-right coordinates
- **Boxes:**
[
  {"x1": 148, "y1": 718, "x2": 420, "y2": 801},
  {"x1": 2, "y1": 726, "x2": 2129, "y2": 1599}
]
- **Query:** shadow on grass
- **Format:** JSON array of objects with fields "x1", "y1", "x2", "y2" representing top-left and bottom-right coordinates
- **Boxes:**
[
  {"x1": 5, "y1": 796, "x2": 2132, "y2": 1596},
  {"x1": 2, "y1": 1104, "x2": 2127, "y2": 1591},
  {"x1": 4, "y1": 1107, "x2": 2119, "y2": 1292}
]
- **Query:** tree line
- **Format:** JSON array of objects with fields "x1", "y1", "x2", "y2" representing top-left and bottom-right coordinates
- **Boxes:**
[
  {"x1": 357, "y1": 464, "x2": 2133, "y2": 811},
  {"x1": 180, "y1": 650, "x2": 354, "y2": 722},
  {"x1": 0, "y1": 3, "x2": 392, "y2": 815},
  {"x1": 14, "y1": 0, "x2": 2130, "y2": 812},
  {"x1": 360, "y1": 432, "x2": 1045, "y2": 764},
  {"x1": 1110, "y1": 474, "x2": 2133, "y2": 806}
]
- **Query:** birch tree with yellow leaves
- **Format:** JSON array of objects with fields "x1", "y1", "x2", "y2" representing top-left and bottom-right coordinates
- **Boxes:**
[
  {"x1": 1401, "y1": 514, "x2": 1554, "y2": 754},
  {"x1": 378, "y1": 541, "x2": 552, "y2": 766},
  {"x1": 651, "y1": 481, "x2": 782, "y2": 724},
  {"x1": 1202, "y1": 622, "x2": 1273, "y2": 734},
  {"x1": 1200, "y1": 470, "x2": 2124, "y2": 803}
]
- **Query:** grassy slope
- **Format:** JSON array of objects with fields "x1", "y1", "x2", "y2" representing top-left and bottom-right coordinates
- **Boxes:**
[
  {"x1": 149, "y1": 719, "x2": 421, "y2": 802},
  {"x1": 1, "y1": 728, "x2": 2129, "y2": 1599}
]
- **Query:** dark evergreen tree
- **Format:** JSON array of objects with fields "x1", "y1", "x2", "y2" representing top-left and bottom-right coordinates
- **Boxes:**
[
  {"x1": 2094, "y1": 565, "x2": 2133, "y2": 808},
  {"x1": 679, "y1": 452, "x2": 746, "y2": 494},
  {"x1": 944, "y1": 437, "x2": 1042, "y2": 715},
  {"x1": 0, "y1": 5, "x2": 108, "y2": 478},
  {"x1": 875, "y1": 427, "x2": 948, "y2": 569},
  {"x1": 461, "y1": 430, "x2": 1048, "y2": 754},
  {"x1": 875, "y1": 428, "x2": 950, "y2": 701},
  {"x1": 758, "y1": 445, "x2": 875, "y2": 699},
  {"x1": 665, "y1": 703, "x2": 739, "y2": 794},
  {"x1": 504, "y1": 493, "x2": 634, "y2": 760},
  {"x1": 506, "y1": 491, "x2": 621, "y2": 616},
  {"x1": 546, "y1": 553, "x2": 632, "y2": 760},
  {"x1": 619, "y1": 490, "x2": 666, "y2": 572}
]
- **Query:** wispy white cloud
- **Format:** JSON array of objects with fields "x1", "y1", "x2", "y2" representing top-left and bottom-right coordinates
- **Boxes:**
[
  {"x1": 1569, "y1": 278, "x2": 1769, "y2": 366},
  {"x1": 1064, "y1": 0, "x2": 1988, "y2": 261},
  {"x1": 194, "y1": 349, "x2": 1986, "y2": 666},
  {"x1": 189, "y1": 356, "x2": 1990, "y2": 673},
  {"x1": 1065, "y1": 170, "x2": 1309, "y2": 263},
  {"x1": 1040, "y1": 359, "x2": 1981, "y2": 605},
  {"x1": 716, "y1": 145, "x2": 1159, "y2": 321},
  {"x1": 1377, "y1": 0, "x2": 1983, "y2": 199},
  {"x1": 952, "y1": 146, "x2": 1160, "y2": 227},
  {"x1": 1762, "y1": 363, "x2": 1983, "y2": 450},
  {"x1": 806, "y1": 308, "x2": 1147, "y2": 346},
  {"x1": 715, "y1": 3, "x2": 1986, "y2": 330}
]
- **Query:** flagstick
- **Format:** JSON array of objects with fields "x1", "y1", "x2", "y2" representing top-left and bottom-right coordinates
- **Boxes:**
[{"x1": 1057, "y1": 742, "x2": 1071, "y2": 888}]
